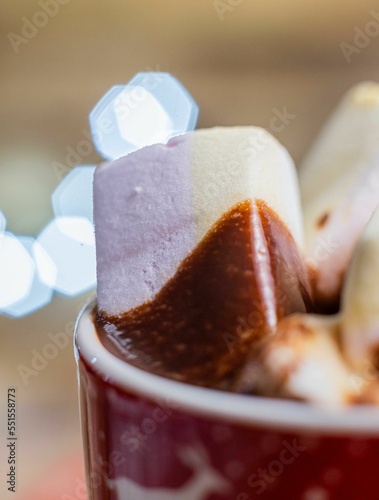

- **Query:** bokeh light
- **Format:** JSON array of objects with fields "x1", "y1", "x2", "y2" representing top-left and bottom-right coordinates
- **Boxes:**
[
  {"x1": 37, "y1": 217, "x2": 96, "y2": 296},
  {"x1": 0, "y1": 233, "x2": 35, "y2": 311},
  {"x1": 0, "y1": 73, "x2": 200, "y2": 316},
  {"x1": 52, "y1": 165, "x2": 96, "y2": 224},
  {"x1": 116, "y1": 86, "x2": 173, "y2": 148},
  {"x1": 89, "y1": 72, "x2": 199, "y2": 160},
  {"x1": 1, "y1": 237, "x2": 55, "y2": 317}
]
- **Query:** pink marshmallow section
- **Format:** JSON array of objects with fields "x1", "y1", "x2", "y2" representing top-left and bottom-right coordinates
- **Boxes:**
[
  {"x1": 94, "y1": 137, "x2": 195, "y2": 316},
  {"x1": 94, "y1": 127, "x2": 303, "y2": 317}
]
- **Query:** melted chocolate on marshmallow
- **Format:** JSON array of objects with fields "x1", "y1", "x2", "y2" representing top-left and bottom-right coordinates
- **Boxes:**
[{"x1": 95, "y1": 200, "x2": 313, "y2": 391}]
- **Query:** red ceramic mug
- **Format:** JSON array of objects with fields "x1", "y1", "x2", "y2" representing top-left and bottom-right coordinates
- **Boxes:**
[{"x1": 75, "y1": 302, "x2": 379, "y2": 500}]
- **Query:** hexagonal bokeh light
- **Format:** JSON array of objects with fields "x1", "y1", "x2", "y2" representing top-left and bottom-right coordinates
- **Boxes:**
[
  {"x1": 1, "y1": 237, "x2": 56, "y2": 317},
  {"x1": 89, "y1": 72, "x2": 199, "y2": 160},
  {"x1": 52, "y1": 165, "x2": 96, "y2": 223},
  {"x1": 0, "y1": 73, "x2": 199, "y2": 316},
  {"x1": 0, "y1": 233, "x2": 35, "y2": 312},
  {"x1": 37, "y1": 216, "x2": 96, "y2": 296}
]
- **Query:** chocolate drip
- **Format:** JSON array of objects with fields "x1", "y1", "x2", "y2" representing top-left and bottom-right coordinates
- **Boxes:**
[{"x1": 95, "y1": 200, "x2": 313, "y2": 391}]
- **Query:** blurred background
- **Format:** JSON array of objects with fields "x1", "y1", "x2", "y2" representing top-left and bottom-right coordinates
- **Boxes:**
[{"x1": 1, "y1": 0, "x2": 379, "y2": 497}]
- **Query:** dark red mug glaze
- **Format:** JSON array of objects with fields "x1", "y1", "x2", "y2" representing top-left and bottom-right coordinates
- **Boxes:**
[{"x1": 75, "y1": 303, "x2": 379, "y2": 500}]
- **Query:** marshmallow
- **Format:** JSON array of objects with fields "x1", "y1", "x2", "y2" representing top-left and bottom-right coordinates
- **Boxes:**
[
  {"x1": 94, "y1": 127, "x2": 304, "y2": 316},
  {"x1": 235, "y1": 314, "x2": 354, "y2": 405},
  {"x1": 341, "y1": 207, "x2": 379, "y2": 371},
  {"x1": 300, "y1": 82, "x2": 379, "y2": 309}
]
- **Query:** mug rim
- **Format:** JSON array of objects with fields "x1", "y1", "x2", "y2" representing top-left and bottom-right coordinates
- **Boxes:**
[{"x1": 75, "y1": 300, "x2": 379, "y2": 436}]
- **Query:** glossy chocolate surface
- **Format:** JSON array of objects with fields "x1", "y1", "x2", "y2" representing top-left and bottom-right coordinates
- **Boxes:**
[{"x1": 95, "y1": 200, "x2": 312, "y2": 391}]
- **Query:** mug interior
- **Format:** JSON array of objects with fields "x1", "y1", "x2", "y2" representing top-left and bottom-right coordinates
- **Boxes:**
[{"x1": 75, "y1": 301, "x2": 379, "y2": 436}]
